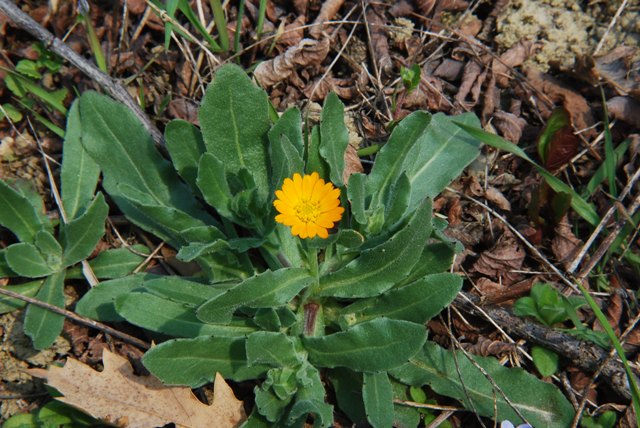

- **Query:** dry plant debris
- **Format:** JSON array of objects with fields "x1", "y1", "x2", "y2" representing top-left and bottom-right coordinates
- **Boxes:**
[{"x1": 29, "y1": 349, "x2": 245, "y2": 428}]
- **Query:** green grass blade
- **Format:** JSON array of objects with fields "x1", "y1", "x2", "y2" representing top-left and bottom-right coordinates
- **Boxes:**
[
  {"x1": 575, "y1": 280, "x2": 640, "y2": 427},
  {"x1": 601, "y1": 88, "x2": 617, "y2": 198},
  {"x1": 209, "y1": 0, "x2": 229, "y2": 51},
  {"x1": 455, "y1": 122, "x2": 600, "y2": 226}
]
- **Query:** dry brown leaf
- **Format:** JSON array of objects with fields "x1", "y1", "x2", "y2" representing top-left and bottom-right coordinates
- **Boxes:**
[
  {"x1": 607, "y1": 96, "x2": 640, "y2": 129},
  {"x1": 30, "y1": 350, "x2": 245, "y2": 428},
  {"x1": 462, "y1": 335, "x2": 515, "y2": 357},
  {"x1": 493, "y1": 41, "x2": 537, "y2": 87},
  {"x1": 254, "y1": 38, "x2": 330, "y2": 88},
  {"x1": 524, "y1": 66, "x2": 595, "y2": 137},
  {"x1": 493, "y1": 110, "x2": 527, "y2": 143},
  {"x1": 472, "y1": 231, "x2": 525, "y2": 286},
  {"x1": 551, "y1": 215, "x2": 582, "y2": 270},
  {"x1": 593, "y1": 291, "x2": 622, "y2": 337},
  {"x1": 309, "y1": 0, "x2": 345, "y2": 38},
  {"x1": 433, "y1": 58, "x2": 464, "y2": 81},
  {"x1": 484, "y1": 186, "x2": 511, "y2": 211},
  {"x1": 414, "y1": 0, "x2": 436, "y2": 16},
  {"x1": 366, "y1": 8, "x2": 392, "y2": 75}
]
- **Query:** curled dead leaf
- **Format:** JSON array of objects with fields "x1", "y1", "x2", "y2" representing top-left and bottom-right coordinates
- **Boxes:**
[
  {"x1": 493, "y1": 110, "x2": 526, "y2": 143},
  {"x1": 29, "y1": 349, "x2": 245, "y2": 428},
  {"x1": 472, "y1": 231, "x2": 525, "y2": 286},
  {"x1": 484, "y1": 186, "x2": 511, "y2": 211},
  {"x1": 309, "y1": 0, "x2": 345, "y2": 38},
  {"x1": 254, "y1": 38, "x2": 330, "y2": 88},
  {"x1": 366, "y1": 8, "x2": 392, "y2": 75}
]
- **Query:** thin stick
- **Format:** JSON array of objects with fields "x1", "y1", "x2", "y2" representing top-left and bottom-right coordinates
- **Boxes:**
[
  {"x1": 0, "y1": 287, "x2": 149, "y2": 350},
  {"x1": 594, "y1": 0, "x2": 629, "y2": 55},
  {"x1": 0, "y1": 0, "x2": 163, "y2": 146},
  {"x1": 567, "y1": 165, "x2": 640, "y2": 275}
]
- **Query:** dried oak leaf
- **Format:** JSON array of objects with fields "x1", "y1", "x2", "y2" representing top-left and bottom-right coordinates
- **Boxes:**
[
  {"x1": 472, "y1": 231, "x2": 525, "y2": 286},
  {"x1": 524, "y1": 66, "x2": 595, "y2": 138},
  {"x1": 29, "y1": 349, "x2": 245, "y2": 428},
  {"x1": 254, "y1": 38, "x2": 330, "y2": 88}
]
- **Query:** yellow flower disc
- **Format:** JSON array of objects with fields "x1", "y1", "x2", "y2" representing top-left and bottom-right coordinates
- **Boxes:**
[{"x1": 273, "y1": 172, "x2": 345, "y2": 239}]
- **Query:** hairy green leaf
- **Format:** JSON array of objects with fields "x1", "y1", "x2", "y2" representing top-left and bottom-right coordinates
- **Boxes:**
[
  {"x1": 61, "y1": 102, "x2": 100, "y2": 220},
  {"x1": 303, "y1": 318, "x2": 427, "y2": 372},
  {"x1": 317, "y1": 198, "x2": 432, "y2": 298},
  {"x1": 197, "y1": 268, "x2": 314, "y2": 323},
  {"x1": 0, "y1": 280, "x2": 43, "y2": 314},
  {"x1": 24, "y1": 270, "x2": 65, "y2": 350},
  {"x1": 199, "y1": 64, "x2": 271, "y2": 199},
  {"x1": 390, "y1": 341, "x2": 575, "y2": 427},
  {"x1": 142, "y1": 336, "x2": 269, "y2": 386},
  {"x1": 115, "y1": 292, "x2": 256, "y2": 338},
  {"x1": 60, "y1": 193, "x2": 108, "y2": 267},
  {"x1": 362, "y1": 372, "x2": 394, "y2": 428},
  {"x1": 0, "y1": 179, "x2": 50, "y2": 243},
  {"x1": 165, "y1": 119, "x2": 206, "y2": 191},
  {"x1": 319, "y1": 93, "x2": 349, "y2": 186}
]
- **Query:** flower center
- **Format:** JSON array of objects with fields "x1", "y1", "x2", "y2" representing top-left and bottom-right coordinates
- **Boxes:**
[{"x1": 294, "y1": 199, "x2": 320, "y2": 223}]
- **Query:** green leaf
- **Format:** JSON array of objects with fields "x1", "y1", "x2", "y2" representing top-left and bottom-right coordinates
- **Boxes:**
[
  {"x1": 197, "y1": 152, "x2": 233, "y2": 219},
  {"x1": 5, "y1": 242, "x2": 58, "y2": 278},
  {"x1": 34, "y1": 230, "x2": 63, "y2": 268},
  {"x1": 347, "y1": 173, "x2": 367, "y2": 225},
  {"x1": 0, "y1": 179, "x2": 50, "y2": 243},
  {"x1": 142, "y1": 336, "x2": 269, "y2": 386},
  {"x1": 199, "y1": 64, "x2": 271, "y2": 200},
  {"x1": 0, "y1": 280, "x2": 43, "y2": 314},
  {"x1": 16, "y1": 59, "x2": 42, "y2": 78},
  {"x1": 305, "y1": 125, "x2": 330, "y2": 179},
  {"x1": 65, "y1": 245, "x2": 148, "y2": 279},
  {"x1": 366, "y1": 111, "x2": 431, "y2": 209},
  {"x1": 164, "y1": 119, "x2": 206, "y2": 192},
  {"x1": 0, "y1": 103, "x2": 22, "y2": 122},
  {"x1": 303, "y1": 318, "x2": 427, "y2": 372},
  {"x1": 78, "y1": 91, "x2": 211, "y2": 221},
  {"x1": 269, "y1": 134, "x2": 304, "y2": 196},
  {"x1": 24, "y1": 270, "x2": 65, "y2": 350},
  {"x1": 329, "y1": 368, "x2": 367, "y2": 424},
  {"x1": 390, "y1": 341, "x2": 575, "y2": 427},
  {"x1": 400, "y1": 242, "x2": 456, "y2": 285},
  {"x1": 455, "y1": 122, "x2": 600, "y2": 226},
  {"x1": 319, "y1": 93, "x2": 349, "y2": 187},
  {"x1": 342, "y1": 273, "x2": 462, "y2": 325},
  {"x1": 75, "y1": 274, "x2": 149, "y2": 321},
  {"x1": 383, "y1": 173, "x2": 411, "y2": 228},
  {"x1": 60, "y1": 193, "x2": 108, "y2": 267},
  {"x1": 268, "y1": 107, "x2": 304, "y2": 160},
  {"x1": 255, "y1": 385, "x2": 292, "y2": 423},
  {"x1": 531, "y1": 345, "x2": 559, "y2": 377},
  {"x1": 246, "y1": 332, "x2": 301, "y2": 367},
  {"x1": 197, "y1": 268, "x2": 314, "y2": 323},
  {"x1": 61, "y1": 102, "x2": 100, "y2": 220},
  {"x1": 403, "y1": 113, "x2": 480, "y2": 211},
  {"x1": 317, "y1": 198, "x2": 432, "y2": 298},
  {"x1": 142, "y1": 276, "x2": 228, "y2": 307},
  {"x1": 362, "y1": 372, "x2": 394, "y2": 428},
  {"x1": 115, "y1": 292, "x2": 256, "y2": 338}
]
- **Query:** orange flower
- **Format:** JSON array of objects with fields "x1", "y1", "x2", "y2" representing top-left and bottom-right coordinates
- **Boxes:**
[{"x1": 273, "y1": 172, "x2": 344, "y2": 239}]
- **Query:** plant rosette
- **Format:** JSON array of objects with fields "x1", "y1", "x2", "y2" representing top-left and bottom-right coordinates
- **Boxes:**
[{"x1": 56, "y1": 64, "x2": 577, "y2": 427}]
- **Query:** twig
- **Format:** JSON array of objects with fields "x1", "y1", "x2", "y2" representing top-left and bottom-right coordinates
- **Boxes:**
[
  {"x1": 455, "y1": 291, "x2": 634, "y2": 401},
  {"x1": 567, "y1": 165, "x2": 640, "y2": 275},
  {"x1": 594, "y1": 0, "x2": 629, "y2": 55},
  {"x1": 0, "y1": 287, "x2": 149, "y2": 350},
  {"x1": 0, "y1": 0, "x2": 163, "y2": 146}
]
